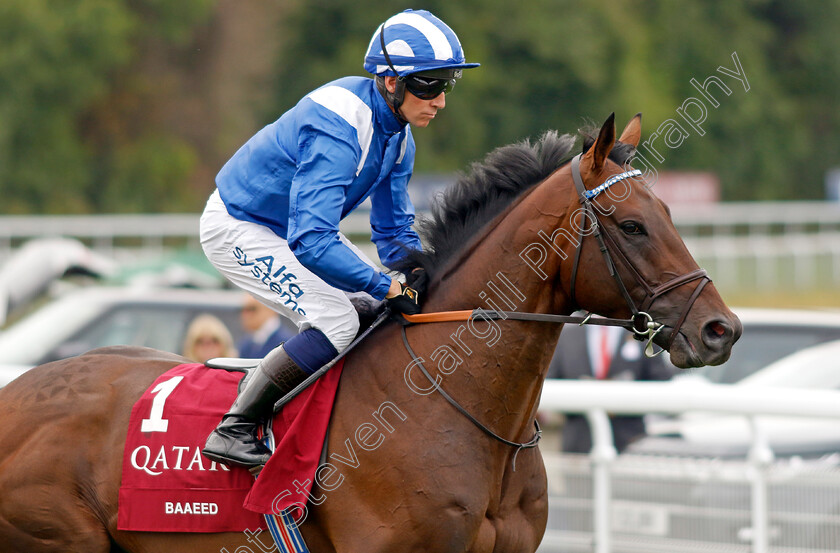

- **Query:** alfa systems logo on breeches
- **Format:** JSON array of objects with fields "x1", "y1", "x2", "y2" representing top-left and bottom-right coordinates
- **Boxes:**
[{"x1": 232, "y1": 246, "x2": 307, "y2": 316}]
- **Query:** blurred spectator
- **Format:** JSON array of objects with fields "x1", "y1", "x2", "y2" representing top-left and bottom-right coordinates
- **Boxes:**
[
  {"x1": 182, "y1": 313, "x2": 238, "y2": 363},
  {"x1": 237, "y1": 294, "x2": 295, "y2": 359},
  {"x1": 547, "y1": 321, "x2": 676, "y2": 453}
]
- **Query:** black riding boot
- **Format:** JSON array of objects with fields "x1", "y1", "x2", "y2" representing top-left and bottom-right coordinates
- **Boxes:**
[{"x1": 202, "y1": 346, "x2": 308, "y2": 469}]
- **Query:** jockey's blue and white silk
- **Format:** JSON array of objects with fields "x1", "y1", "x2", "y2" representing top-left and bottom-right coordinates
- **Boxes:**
[
  {"x1": 363, "y1": 9, "x2": 480, "y2": 76},
  {"x1": 216, "y1": 77, "x2": 420, "y2": 300}
]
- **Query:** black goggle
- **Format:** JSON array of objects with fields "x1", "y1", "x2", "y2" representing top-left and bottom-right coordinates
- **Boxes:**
[{"x1": 402, "y1": 74, "x2": 456, "y2": 99}]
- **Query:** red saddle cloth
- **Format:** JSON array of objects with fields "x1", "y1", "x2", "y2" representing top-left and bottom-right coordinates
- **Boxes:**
[{"x1": 118, "y1": 360, "x2": 344, "y2": 533}]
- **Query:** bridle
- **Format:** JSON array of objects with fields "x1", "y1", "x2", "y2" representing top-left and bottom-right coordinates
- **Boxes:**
[{"x1": 566, "y1": 153, "x2": 711, "y2": 352}]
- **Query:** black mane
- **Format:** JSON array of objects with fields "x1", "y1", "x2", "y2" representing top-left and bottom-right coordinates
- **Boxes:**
[{"x1": 397, "y1": 128, "x2": 635, "y2": 285}]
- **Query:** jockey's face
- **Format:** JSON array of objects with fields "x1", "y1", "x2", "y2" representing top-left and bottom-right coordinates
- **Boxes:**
[{"x1": 384, "y1": 76, "x2": 446, "y2": 128}]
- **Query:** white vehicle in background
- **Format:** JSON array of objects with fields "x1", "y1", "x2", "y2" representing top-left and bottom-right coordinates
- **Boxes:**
[
  {"x1": 0, "y1": 238, "x2": 116, "y2": 326},
  {"x1": 641, "y1": 307, "x2": 840, "y2": 456},
  {"x1": 0, "y1": 286, "x2": 297, "y2": 388},
  {"x1": 639, "y1": 338, "x2": 840, "y2": 458},
  {"x1": 667, "y1": 307, "x2": 840, "y2": 385}
]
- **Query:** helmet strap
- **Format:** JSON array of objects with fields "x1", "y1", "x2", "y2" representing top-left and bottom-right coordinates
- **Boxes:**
[
  {"x1": 375, "y1": 77, "x2": 408, "y2": 126},
  {"x1": 378, "y1": 27, "x2": 409, "y2": 125}
]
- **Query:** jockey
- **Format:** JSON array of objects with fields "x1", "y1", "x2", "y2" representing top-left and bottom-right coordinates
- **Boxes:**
[{"x1": 200, "y1": 9, "x2": 479, "y2": 469}]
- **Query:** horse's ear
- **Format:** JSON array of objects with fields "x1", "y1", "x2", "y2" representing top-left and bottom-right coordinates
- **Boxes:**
[
  {"x1": 618, "y1": 112, "x2": 642, "y2": 148},
  {"x1": 582, "y1": 112, "x2": 616, "y2": 173}
]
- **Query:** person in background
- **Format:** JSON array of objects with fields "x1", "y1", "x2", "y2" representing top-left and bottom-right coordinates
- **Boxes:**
[
  {"x1": 182, "y1": 313, "x2": 238, "y2": 363},
  {"x1": 547, "y1": 321, "x2": 676, "y2": 453},
  {"x1": 237, "y1": 294, "x2": 295, "y2": 359}
]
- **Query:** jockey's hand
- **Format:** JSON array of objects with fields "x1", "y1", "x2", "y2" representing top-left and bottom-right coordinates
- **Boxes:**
[{"x1": 386, "y1": 280, "x2": 421, "y2": 315}]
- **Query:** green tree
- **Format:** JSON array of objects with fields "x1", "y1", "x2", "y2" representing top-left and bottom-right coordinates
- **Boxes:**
[
  {"x1": 265, "y1": 0, "x2": 840, "y2": 201},
  {"x1": 2, "y1": 0, "x2": 839, "y2": 211},
  {"x1": 0, "y1": 0, "x2": 214, "y2": 214}
]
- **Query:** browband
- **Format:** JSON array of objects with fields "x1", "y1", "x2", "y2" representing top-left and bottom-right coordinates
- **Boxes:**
[{"x1": 583, "y1": 168, "x2": 642, "y2": 200}]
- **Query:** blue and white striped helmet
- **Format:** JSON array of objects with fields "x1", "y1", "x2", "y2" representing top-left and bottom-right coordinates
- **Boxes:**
[{"x1": 364, "y1": 10, "x2": 479, "y2": 77}]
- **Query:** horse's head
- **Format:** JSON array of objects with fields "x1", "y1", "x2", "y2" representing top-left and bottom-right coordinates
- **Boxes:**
[
  {"x1": 555, "y1": 113, "x2": 741, "y2": 368},
  {"x1": 402, "y1": 113, "x2": 739, "y2": 368}
]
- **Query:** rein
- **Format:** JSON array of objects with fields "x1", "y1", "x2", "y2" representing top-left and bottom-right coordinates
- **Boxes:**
[
  {"x1": 403, "y1": 309, "x2": 633, "y2": 327},
  {"x1": 396, "y1": 309, "x2": 641, "y2": 466},
  {"x1": 398, "y1": 323, "x2": 540, "y2": 470}
]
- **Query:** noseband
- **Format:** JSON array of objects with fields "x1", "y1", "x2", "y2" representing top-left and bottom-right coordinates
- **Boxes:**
[{"x1": 567, "y1": 154, "x2": 711, "y2": 351}]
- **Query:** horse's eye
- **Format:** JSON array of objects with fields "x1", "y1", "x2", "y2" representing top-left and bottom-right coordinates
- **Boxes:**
[{"x1": 620, "y1": 221, "x2": 645, "y2": 235}]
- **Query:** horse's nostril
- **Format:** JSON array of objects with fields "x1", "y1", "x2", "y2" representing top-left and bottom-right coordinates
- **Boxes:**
[
  {"x1": 702, "y1": 320, "x2": 731, "y2": 348},
  {"x1": 708, "y1": 321, "x2": 726, "y2": 337}
]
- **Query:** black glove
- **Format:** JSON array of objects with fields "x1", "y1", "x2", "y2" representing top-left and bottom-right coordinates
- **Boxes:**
[
  {"x1": 347, "y1": 292, "x2": 387, "y2": 330},
  {"x1": 387, "y1": 281, "x2": 421, "y2": 316},
  {"x1": 407, "y1": 267, "x2": 429, "y2": 296}
]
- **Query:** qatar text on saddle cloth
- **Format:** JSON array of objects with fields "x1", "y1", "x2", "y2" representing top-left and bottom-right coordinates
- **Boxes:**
[{"x1": 118, "y1": 361, "x2": 342, "y2": 532}]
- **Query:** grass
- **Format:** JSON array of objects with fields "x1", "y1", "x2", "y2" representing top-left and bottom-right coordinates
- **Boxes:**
[{"x1": 719, "y1": 288, "x2": 840, "y2": 310}]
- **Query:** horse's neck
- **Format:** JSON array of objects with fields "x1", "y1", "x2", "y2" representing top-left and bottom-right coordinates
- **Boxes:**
[{"x1": 416, "y1": 181, "x2": 573, "y2": 439}]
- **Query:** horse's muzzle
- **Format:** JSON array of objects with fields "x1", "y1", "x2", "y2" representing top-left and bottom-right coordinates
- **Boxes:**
[{"x1": 667, "y1": 313, "x2": 742, "y2": 368}]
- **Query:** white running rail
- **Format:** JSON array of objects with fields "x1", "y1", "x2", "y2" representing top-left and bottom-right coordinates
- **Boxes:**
[{"x1": 537, "y1": 380, "x2": 840, "y2": 553}]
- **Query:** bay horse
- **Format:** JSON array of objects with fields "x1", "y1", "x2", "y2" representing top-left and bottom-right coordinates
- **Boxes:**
[{"x1": 0, "y1": 113, "x2": 740, "y2": 552}]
